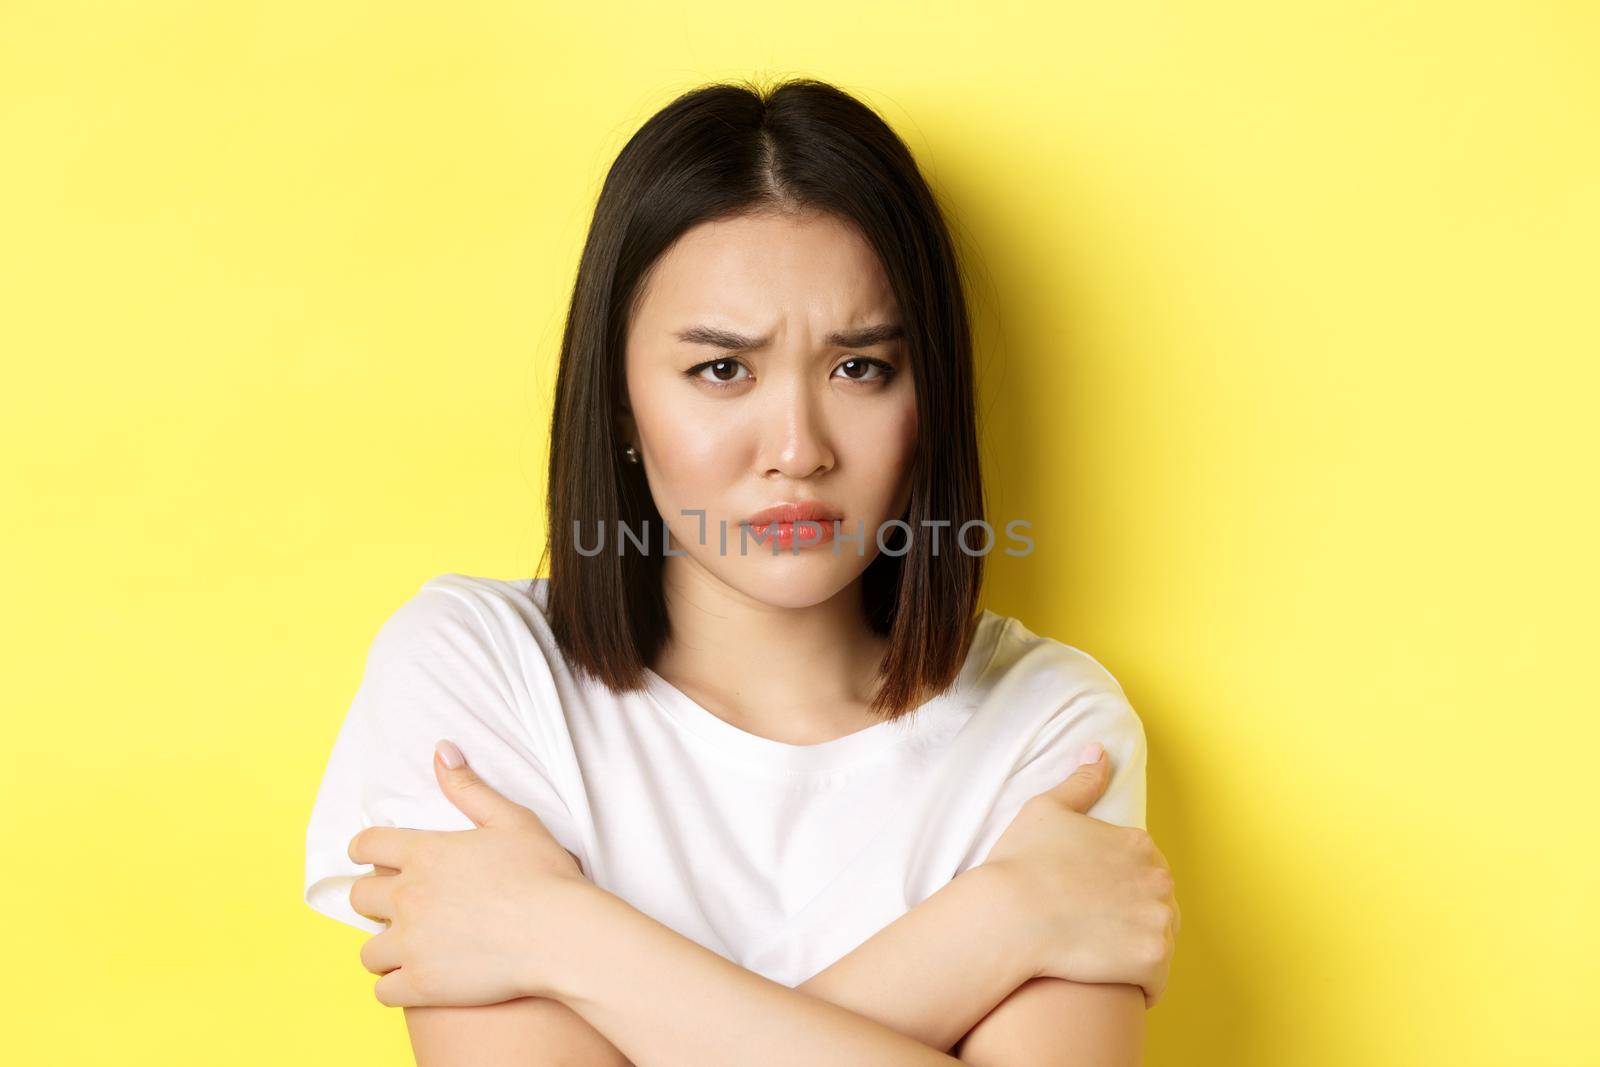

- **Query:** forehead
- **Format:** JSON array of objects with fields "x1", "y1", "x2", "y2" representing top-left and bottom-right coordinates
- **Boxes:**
[{"x1": 630, "y1": 210, "x2": 898, "y2": 333}]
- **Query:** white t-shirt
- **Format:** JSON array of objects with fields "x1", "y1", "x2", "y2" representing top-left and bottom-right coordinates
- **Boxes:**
[{"x1": 304, "y1": 572, "x2": 1148, "y2": 988}]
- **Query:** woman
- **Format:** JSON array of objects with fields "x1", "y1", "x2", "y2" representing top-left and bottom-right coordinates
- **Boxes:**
[{"x1": 305, "y1": 77, "x2": 1179, "y2": 1065}]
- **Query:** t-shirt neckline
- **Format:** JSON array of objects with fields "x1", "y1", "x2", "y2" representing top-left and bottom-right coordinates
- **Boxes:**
[{"x1": 640, "y1": 611, "x2": 1006, "y2": 776}]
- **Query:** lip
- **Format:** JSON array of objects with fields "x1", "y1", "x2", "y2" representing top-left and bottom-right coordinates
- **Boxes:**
[
  {"x1": 740, "y1": 500, "x2": 844, "y2": 549},
  {"x1": 741, "y1": 500, "x2": 844, "y2": 527}
]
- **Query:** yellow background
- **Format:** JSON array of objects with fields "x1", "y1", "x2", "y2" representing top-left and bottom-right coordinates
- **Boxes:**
[{"x1": 3, "y1": 2, "x2": 1595, "y2": 1064}]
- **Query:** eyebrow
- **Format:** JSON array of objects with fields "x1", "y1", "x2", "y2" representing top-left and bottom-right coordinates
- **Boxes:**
[{"x1": 672, "y1": 322, "x2": 904, "y2": 350}]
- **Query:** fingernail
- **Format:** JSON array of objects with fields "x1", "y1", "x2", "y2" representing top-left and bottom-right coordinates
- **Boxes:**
[
  {"x1": 436, "y1": 739, "x2": 465, "y2": 769},
  {"x1": 1077, "y1": 742, "x2": 1104, "y2": 767}
]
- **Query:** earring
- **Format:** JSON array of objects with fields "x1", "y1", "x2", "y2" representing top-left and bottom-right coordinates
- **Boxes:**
[{"x1": 623, "y1": 445, "x2": 640, "y2": 464}]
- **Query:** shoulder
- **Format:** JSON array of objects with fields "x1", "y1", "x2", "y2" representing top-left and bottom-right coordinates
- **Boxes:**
[
  {"x1": 975, "y1": 613, "x2": 1149, "y2": 829},
  {"x1": 982, "y1": 612, "x2": 1137, "y2": 712},
  {"x1": 978, "y1": 612, "x2": 1146, "y2": 746},
  {"x1": 344, "y1": 573, "x2": 576, "y2": 760},
  {"x1": 370, "y1": 572, "x2": 556, "y2": 662},
  {"x1": 356, "y1": 573, "x2": 573, "y2": 718}
]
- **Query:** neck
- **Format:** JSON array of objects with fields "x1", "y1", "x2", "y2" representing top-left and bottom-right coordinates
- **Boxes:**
[{"x1": 650, "y1": 556, "x2": 890, "y2": 744}]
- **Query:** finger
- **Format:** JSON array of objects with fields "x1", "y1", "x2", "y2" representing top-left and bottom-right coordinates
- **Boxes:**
[
  {"x1": 1043, "y1": 742, "x2": 1111, "y2": 813},
  {"x1": 434, "y1": 739, "x2": 534, "y2": 830},
  {"x1": 1143, "y1": 962, "x2": 1169, "y2": 1009},
  {"x1": 348, "y1": 825, "x2": 426, "y2": 868},
  {"x1": 359, "y1": 926, "x2": 405, "y2": 976},
  {"x1": 374, "y1": 968, "x2": 421, "y2": 1008},
  {"x1": 348, "y1": 870, "x2": 397, "y2": 925}
]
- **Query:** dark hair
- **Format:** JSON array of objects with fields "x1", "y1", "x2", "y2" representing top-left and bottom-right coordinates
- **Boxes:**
[{"x1": 535, "y1": 76, "x2": 985, "y2": 722}]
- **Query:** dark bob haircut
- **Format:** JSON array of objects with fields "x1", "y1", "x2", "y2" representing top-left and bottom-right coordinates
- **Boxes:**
[{"x1": 534, "y1": 76, "x2": 986, "y2": 723}]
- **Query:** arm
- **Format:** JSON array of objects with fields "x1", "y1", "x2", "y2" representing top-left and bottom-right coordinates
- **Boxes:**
[
  {"x1": 390, "y1": 848, "x2": 633, "y2": 1067},
  {"x1": 530, "y1": 741, "x2": 1157, "y2": 1067},
  {"x1": 954, "y1": 979, "x2": 1144, "y2": 1066},
  {"x1": 791, "y1": 865, "x2": 1146, "y2": 1065},
  {"x1": 400, "y1": 858, "x2": 1141, "y2": 1066},
  {"x1": 397, "y1": 862, "x2": 1030, "y2": 1066},
  {"x1": 400, "y1": 870, "x2": 1145, "y2": 1067},
  {"x1": 791, "y1": 862, "x2": 1041, "y2": 1052},
  {"x1": 537, "y1": 865, "x2": 1148, "y2": 1067},
  {"x1": 799, "y1": 865, "x2": 1145, "y2": 1065},
  {"x1": 404, "y1": 999, "x2": 633, "y2": 1067},
  {"x1": 544, "y1": 879, "x2": 961, "y2": 1067},
  {"x1": 392, "y1": 752, "x2": 1157, "y2": 1065}
]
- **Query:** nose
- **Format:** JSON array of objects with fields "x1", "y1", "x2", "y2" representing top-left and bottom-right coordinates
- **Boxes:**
[{"x1": 758, "y1": 373, "x2": 835, "y2": 480}]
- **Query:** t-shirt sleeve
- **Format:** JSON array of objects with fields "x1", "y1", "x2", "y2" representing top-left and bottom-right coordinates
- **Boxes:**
[
  {"x1": 303, "y1": 580, "x2": 582, "y2": 935},
  {"x1": 962, "y1": 656, "x2": 1149, "y2": 870}
]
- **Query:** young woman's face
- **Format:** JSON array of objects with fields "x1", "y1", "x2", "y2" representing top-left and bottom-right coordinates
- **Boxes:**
[{"x1": 621, "y1": 208, "x2": 918, "y2": 609}]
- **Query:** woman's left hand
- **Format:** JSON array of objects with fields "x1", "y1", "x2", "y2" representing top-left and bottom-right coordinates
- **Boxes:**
[{"x1": 346, "y1": 740, "x2": 592, "y2": 1008}]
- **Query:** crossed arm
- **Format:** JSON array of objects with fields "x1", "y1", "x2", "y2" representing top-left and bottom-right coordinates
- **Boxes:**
[{"x1": 401, "y1": 862, "x2": 1144, "y2": 1066}]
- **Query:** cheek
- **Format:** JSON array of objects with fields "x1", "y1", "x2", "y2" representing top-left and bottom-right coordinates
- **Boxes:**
[
  {"x1": 643, "y1": 412, "x2": 741, "y2": 510},
  {"x1": 849, "y1": 400, "x2": 918, "y2": 500},
  {"x1": 878, "y1": 399, "x2": 919, "y2": 470}
]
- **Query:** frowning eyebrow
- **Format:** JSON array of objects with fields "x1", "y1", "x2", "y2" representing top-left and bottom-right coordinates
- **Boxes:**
[{"x1": 673, "y1": 323, "x2": 904, "y2": 350}]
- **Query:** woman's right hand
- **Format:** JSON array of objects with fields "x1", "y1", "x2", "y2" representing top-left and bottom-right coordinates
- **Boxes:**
[{"x1": 979, "y1": 744, "x2": 1180, "y2": 1007}]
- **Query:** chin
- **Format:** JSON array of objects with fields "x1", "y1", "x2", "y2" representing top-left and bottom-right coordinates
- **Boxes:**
[{"x1": 721, "y1": 556, "x2": 869, "y2": 610}]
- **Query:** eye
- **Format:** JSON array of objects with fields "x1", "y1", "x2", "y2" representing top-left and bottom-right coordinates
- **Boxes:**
[
  {"x1": 834, "y1": 356, "x2": 897, "y2": 384},
  {"x1": 684, "y1": 355, "x2": 899, "y2": 391},
  {"x1": 685, "y1": 359, "x2": 752, "y2": 389}
]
